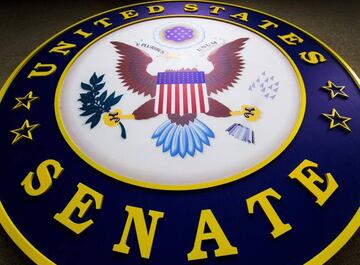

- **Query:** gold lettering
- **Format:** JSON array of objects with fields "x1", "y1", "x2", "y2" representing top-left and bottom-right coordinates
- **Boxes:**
[
  {"x1": 187, "y1": 209, "x2": 238, "y2": 261},
  {"x1": 49, "y1": 41, "x2": 76, "y2": 56},
  {"x1": 54, "y1": 183, "x2": 103, "y2": 234},
  {"x1": 184, "y1": 3, "x2": 198, "y2": 12},
  {"x1": 119, "y1": 10, "x2": 139, "y2": 20},
  {"x1": 209, "y1": 5, "x2": 225, "y2": 15},
  {"x1": 27, "y1": 63, "x2": 57, "y2": 78},
  {"x1": 289, "y1": 159, "x2": 338, "y2": 206},
  {"x1": 113, "y1": 206, "x2": 164, "y2": 259},
  {"x1": 93, "y1": 18, "x2": 112, "y2": 28},
  {"x1": 73, "y1": 29, "x2": 93, "y2": 38},
  {"x1": 299, "y1": 51, "x2": 327, "y2": 64},
  {"x1": 21, "y1": 159, "x2": 63, "y2": 196},
  {"x1": 258, "y1": 20, "x2": 279, "y2": 30},
  {"x1": 246, "y1": 188, "x2": 292, "y2": 238},
  {"x1": 230, "y1": 12, "x2": 249, "y2": 22},
  {"x1": 278, "y1": 32, "x2": 304, "y2": 46},
  {"x1": 147, "y1": 5, "x2": 165, "y2": 14}
]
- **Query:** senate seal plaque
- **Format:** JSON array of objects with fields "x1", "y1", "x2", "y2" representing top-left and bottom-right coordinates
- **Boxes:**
[{"x1": 0, "y1": 1, "x2": 359, "y2": 265}]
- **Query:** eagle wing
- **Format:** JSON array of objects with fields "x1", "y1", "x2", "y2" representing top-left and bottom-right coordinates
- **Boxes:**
[
  {"x1": 205, "y1": 38, "x2": 248, "y2": 95},
  {"x1": 111, "y1": 41, "x2": 157, "y2": 97}
]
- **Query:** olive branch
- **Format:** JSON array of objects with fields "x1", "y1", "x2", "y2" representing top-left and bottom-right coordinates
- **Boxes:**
[{"x1": 78, "y1": 72, "x2": 127, "y2": 138}]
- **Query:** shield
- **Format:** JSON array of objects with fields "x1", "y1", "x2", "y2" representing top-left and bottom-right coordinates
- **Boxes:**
[{"x1": 154, "y1": 71, "x2": 209, "y2": 115}]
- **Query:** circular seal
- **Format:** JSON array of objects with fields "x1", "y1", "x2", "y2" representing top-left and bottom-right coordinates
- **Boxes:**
[{"x1": 0, "y1": 2, "x2": 358, "y2": 265}]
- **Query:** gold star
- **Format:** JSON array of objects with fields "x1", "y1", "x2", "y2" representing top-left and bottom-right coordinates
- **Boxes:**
[
  {"x1": 322, "y1": 108, "x2": 351, "y2": 132},
  {"x1": 322, "y1": 81, "x2": 349, "y2": 99},
  {"x1": 10, "y1": 120, "x2": 40, "y2": 144},
  {"x1": 13, "y1": 91, "x2": 39, "y2": 110}
]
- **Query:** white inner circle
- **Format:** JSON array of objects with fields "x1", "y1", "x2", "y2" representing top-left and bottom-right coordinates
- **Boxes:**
[{"x1": 59, "y1": 18, "x2": 302, "y2": 186}]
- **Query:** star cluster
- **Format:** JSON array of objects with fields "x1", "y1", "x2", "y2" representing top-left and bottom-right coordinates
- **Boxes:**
[{"x1": 165, "y1": 26, "x2": 194, "y2": 42}]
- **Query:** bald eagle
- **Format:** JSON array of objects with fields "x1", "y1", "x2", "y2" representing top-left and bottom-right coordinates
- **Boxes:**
[{"x1": 110, "y1": 38, "x2": 258, "y2": 158}]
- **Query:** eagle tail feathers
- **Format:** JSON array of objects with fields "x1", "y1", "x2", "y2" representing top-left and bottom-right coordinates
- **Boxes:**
[{"x1": 152, "y1": 119, "x2": 215, "y2": 158}]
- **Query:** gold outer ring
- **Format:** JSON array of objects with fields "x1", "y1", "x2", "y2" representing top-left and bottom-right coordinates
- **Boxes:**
[{"x1": 0, "y1": 1, "x2": 358, "y2": 265}]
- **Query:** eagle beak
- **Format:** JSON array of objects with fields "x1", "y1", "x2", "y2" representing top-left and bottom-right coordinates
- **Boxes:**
[{"x1": 165, "y1": 52, "x2": 181, "y2": 60}]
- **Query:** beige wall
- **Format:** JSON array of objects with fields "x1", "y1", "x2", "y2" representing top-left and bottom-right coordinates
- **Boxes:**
[{"x1": 0, "y1": 1, "x2": 358, "y2": 264}]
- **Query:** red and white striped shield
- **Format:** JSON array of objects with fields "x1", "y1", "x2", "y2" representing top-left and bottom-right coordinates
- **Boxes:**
[{"x1": 154, "y1": 71, "x2": 209, "y2": 115}]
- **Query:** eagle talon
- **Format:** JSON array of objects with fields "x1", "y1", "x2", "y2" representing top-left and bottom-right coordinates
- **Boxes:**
[
  {"x1": 230, "y1": 104, "x2": 261, "y2": 122},
  {"x1": 103, "y1": 109, "x2": 135, "y2": 127}
]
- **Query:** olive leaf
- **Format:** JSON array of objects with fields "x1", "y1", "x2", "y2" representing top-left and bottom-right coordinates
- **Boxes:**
[{"x1": 78, "y1": 72, "x2": 123, "y2": 129}]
